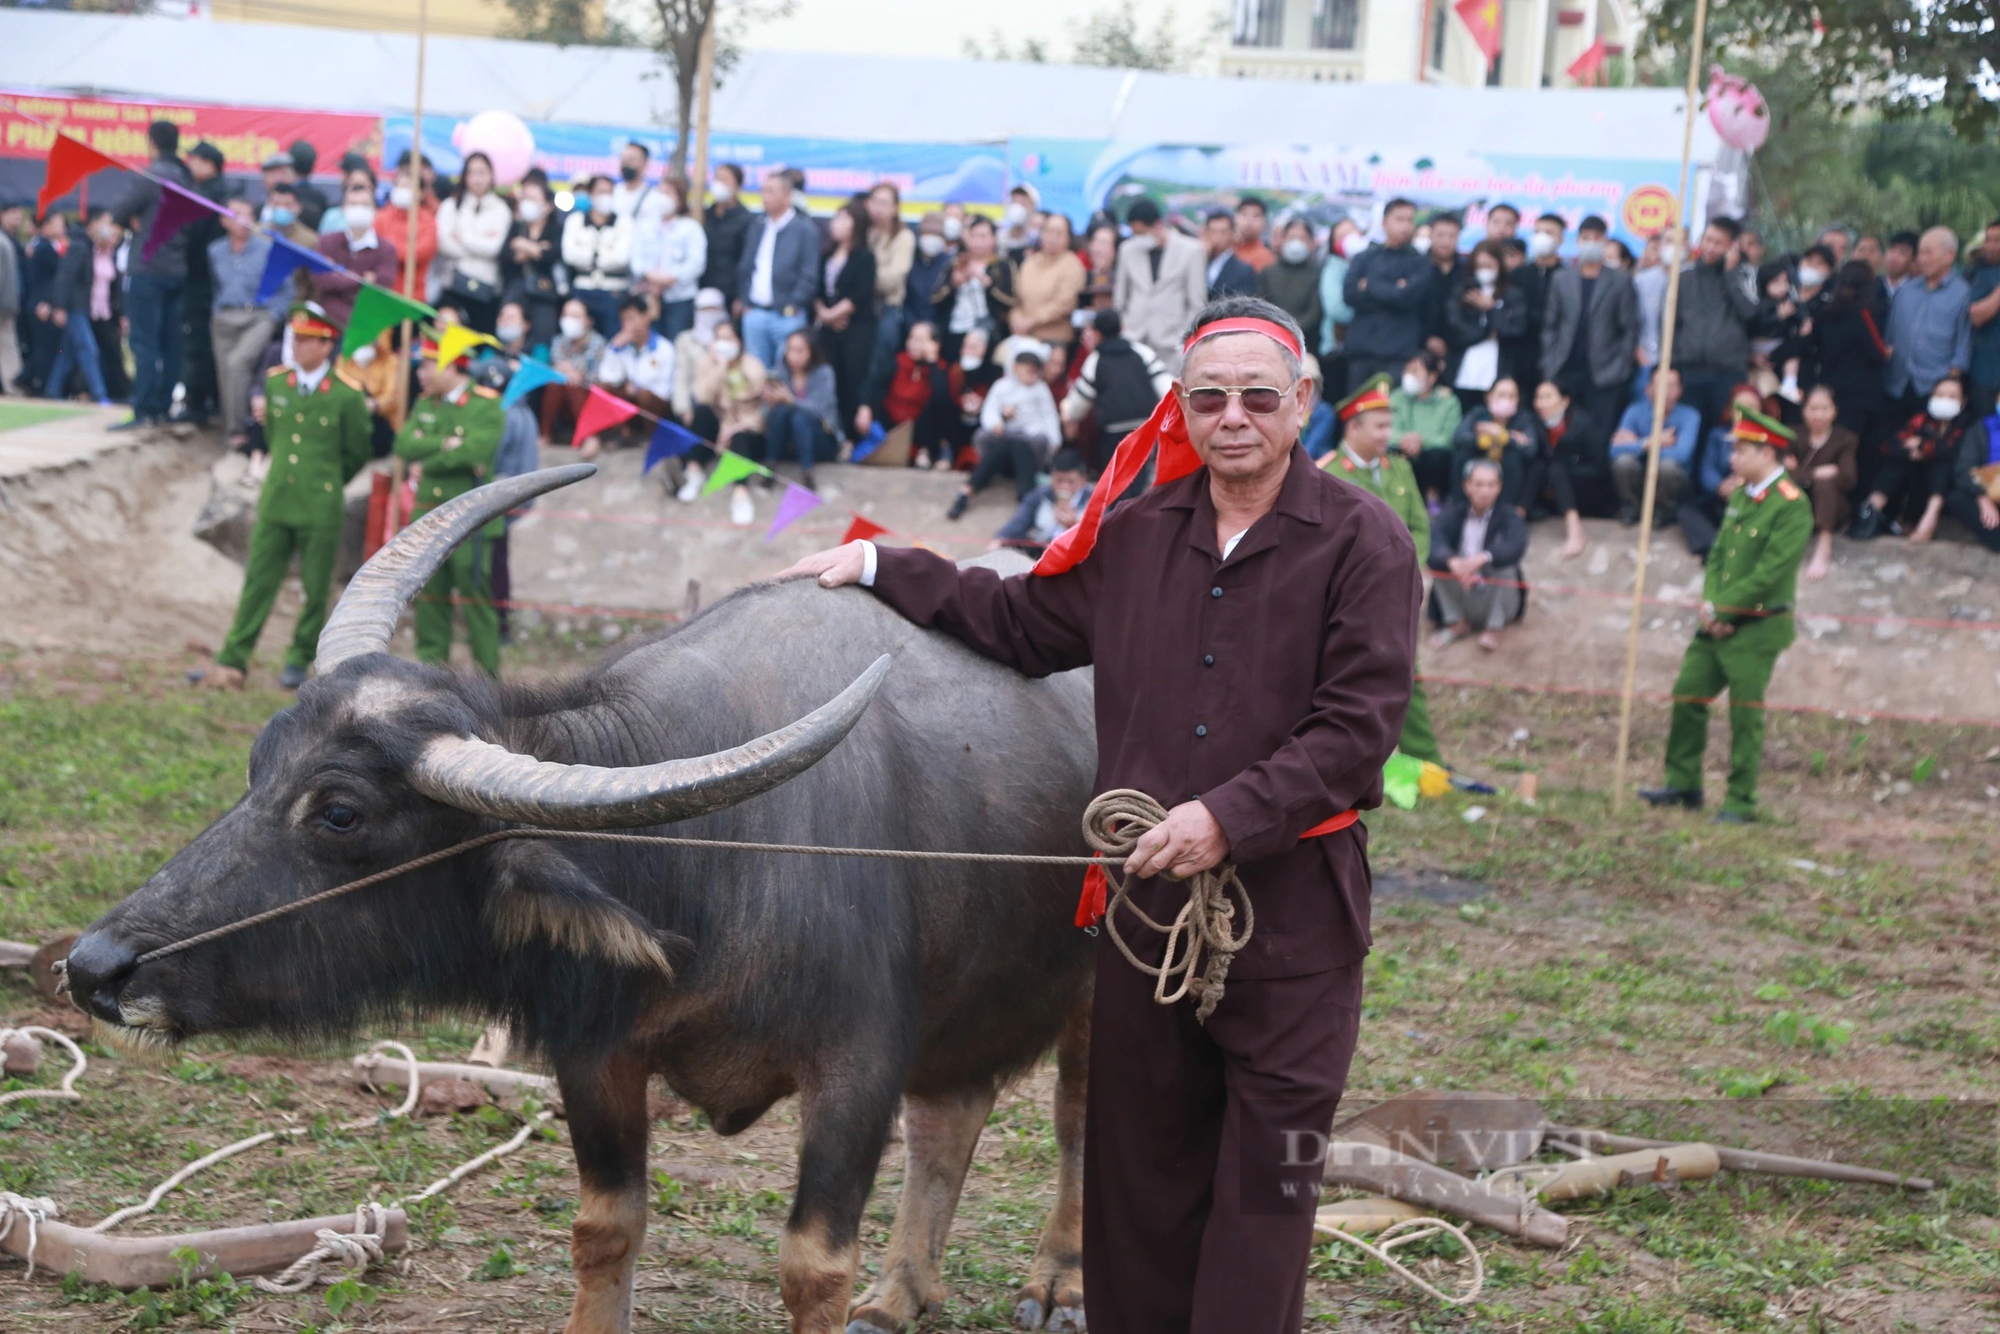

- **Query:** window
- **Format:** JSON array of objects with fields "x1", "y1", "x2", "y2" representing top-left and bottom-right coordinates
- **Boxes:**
[
  {"x1": 1312, "y1": 0, "x2": 1359, "y2": 49},
  {"x1": 1233, "y1": 0, "x2": 1284, "y2": 47},
  {"x1": 1428, "y1": 1, "x2": 1449, "y2": 71}
]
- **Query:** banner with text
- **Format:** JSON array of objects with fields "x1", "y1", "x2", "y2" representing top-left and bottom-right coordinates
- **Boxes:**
[{"x1": 1, "y1": 89, "x2": 382, "y2": 177}]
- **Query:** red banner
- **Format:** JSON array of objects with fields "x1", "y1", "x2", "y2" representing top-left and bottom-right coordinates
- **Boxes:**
[{"x1": 0, "y1": 89, "x2": 381, "y2": 176}]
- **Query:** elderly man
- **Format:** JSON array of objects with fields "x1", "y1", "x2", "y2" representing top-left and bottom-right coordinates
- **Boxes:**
[
  {"x1": 1429, "y1": 457, "x2": 1528, "y2": 652},
  {"x1": 783, "y1": 295, "x2": 1419, "y2": 1334},
  {"x1": 1883, "y1": 225, "x2": 1972, "y2": 421}
]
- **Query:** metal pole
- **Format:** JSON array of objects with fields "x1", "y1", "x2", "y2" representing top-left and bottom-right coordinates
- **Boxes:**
[
  {"x1": 389, "y1": 0, "x2": 428, "y2": 539},
  {"x1": 1611, "y1": 0, "x2": 1710, "y2": 808},
  {"x1": 690, "y1": 9, "x2": 717, "y2": 221}
]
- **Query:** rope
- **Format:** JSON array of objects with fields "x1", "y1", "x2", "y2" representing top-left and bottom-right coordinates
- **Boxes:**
[
  {"x1": 252, "y1": 1204, "x2": 391, "y2": 1295},
  {"x1": 0, "y1": 1194, "x2": 60, "y2": 1281},
  {"x1": 0, "y1": 1027, "x2": 87, "y2": 1109},
  {"x1": 1082, "y1": 790, "x2": 1252, "y2": 1023},
  {"x1": 1319, "y1": 1216, "x2": 1485, "y2": 1306}
]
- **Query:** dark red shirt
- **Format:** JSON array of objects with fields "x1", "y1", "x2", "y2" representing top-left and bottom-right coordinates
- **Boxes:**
[{"x1": 869, "y1": 443, "x2": 1419, "y2": 976}]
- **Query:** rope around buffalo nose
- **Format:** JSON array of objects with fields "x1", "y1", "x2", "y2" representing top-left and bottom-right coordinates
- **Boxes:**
[{"x1": 129, "y1": 791, "x2": 1254, "y2": 1022}]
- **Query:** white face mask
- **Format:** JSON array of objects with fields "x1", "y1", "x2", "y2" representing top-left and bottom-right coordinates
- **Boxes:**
[
  {"x1": 1797, "y1": 264, "x2": 1827, "y2": 289},
  {"x1": 661, "y1": 196, "x2": 679, "y2": 218},
  {"x1": 1339, "y1": 233, "x2": 1368, "y2": 259},
  {"x1": 496, "y1": 321, "x2": 525, "y2": 344},
  {"x1": 1280, "y1": 238, "x2": 1311, "y2": 264},
  {"x1": 559, "y1": 316, "x2": 587, "y2": 340},
  {"x1": 941, "y1": 217, "x2": 963, "y2": 242},
  {"x1": 517, "y1": 199, "x2": 545, "y2": 224},
  {"x1": 960, "y1": 351, "x2": 983, "y2": 371},
  {"x1": 1528, "y1": 231, "x2": 1558, "y2": 260},
  {"x1": 711, "y1": 340, "x2": 741, "y2": 362},
  {"x1": 389, "y1": 185, "x2": 414, "y2": 210},
  {"x1": 1003, "y1": 203, "x2": 1028, "y2": 229},
  {"x1": 1131, "y1": 231, "x2": 1158, "y2": 252},
  {"x1": 1541, "y1": 408, "x2": 1565, "y2": 427},
  {"x1": 1475, "y1": 268, "x2": 1499, "y2": 289},
  {"x1": 1401, "y1": 372, "x2": 1426, "y2": 396},
  {"x1": 345, "y1": 203, "x2": 376, "y2": 232},
  {"x1": 716, "y1": 184, "x2": 737, "y2": 203},
  {"x1": 1929, "y1": 395, "x2": 1963, "y2": 420},
  {"x1": 591, "y1": 194, "x2": 614, "y2": 215},
  {"x1": 1576, "y1": 239, "x2": 1605, "y2": 264},
  {"x1": 1489, "y1": 397, "x2": 1519, "y2": 419},
  {"x1": 918, "y1": 233, "x2": 946, "y2": 259}
]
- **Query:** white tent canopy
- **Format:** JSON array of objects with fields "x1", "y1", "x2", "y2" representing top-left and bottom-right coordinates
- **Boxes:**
[{"x1": 4, "y1": 10, "x2": 1713, "y2": 164}]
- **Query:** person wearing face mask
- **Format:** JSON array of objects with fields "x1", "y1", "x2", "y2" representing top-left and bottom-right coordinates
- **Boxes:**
[
  {"x1": 1497, "y1": 212, "x2": 1565, "y2": 399},
  {"x1": 1388, "y1": 348, "x2": 1462, "y2": 498},
  {"x1": 312, "y1": 168, "x2": 401, "y2": 331},
  {"x1": 562, "y1": 174, "x2": 635, "y2": 338},
  {"x1": 377, "y1": 152, "x2": 439, "y2": 303},
  {"x1": 501, "y1": 174, "x2": 564, "y2": 351},
  {"x1": 1441, "y1": 240, "x2": 1528, "y2": 414},
  {"x1": 1316, "y1": 217, "x2": 1360, "y2": 385},
  {"x1": 540, "y1": 297, "x2": 607, "y2": 449},
  {"x1": 1851, "y1": 374, "x2": 1969, "y2": 543},
  {"x1": 1786, "y1": 383, "x2": 1859, "y2": 578},
  {"x1": 994, "y1": 447, "x2": 1094, "y2": 556},
  {"x1": 436, "y1": 152, "x2": 514, "y2": 333},
  {"x1": 1111, "y1": 198, "x2": 1205, "y2": 375},
  {"x1": 208, "y1": 195, "x2": 283, "y2": 444},
  {"x1": 610, "y1": 141, "x2": 668, "y2": 229},
  {"x1": 1539, "y1": 214, "x2": 1639, "y2": 436},
  {"x1": 1342, "y1": 197, "x2": 1434, "y2": 390},
  {"x1": 933, "y1": 214, "x2": 1017, "y2": 366},
  {"x1": 1944, "y1": 372, "x2": 2000, "y2": 553},
  {"x1": 903, "y1": 212, "x2": 954, "y2": 332},
  {"x1": 632, "y1": 176, "x2": 708, "y2": 339},
  {"x1": 999, "y1": 184, "x2": 1039, "y2": 260},
  {"x1": 700, "y1": 163, "x2": 753, "y2": 306},
  {"x1": 1633, "y1": 227, "x2": 1680, "y2": 396},
  {"x1": 1608, "y1": 365, "x2": 1704, "y2": 525},
  {"x1": 1448, "y1": 375, "x2": 1546, "y2": 516},
  {"x1": 1253, "y1": 216, "x2": 1325, "y2": 346},
  {"x1": 691, "y1": 318, "x2": 769, "y2": 524}
]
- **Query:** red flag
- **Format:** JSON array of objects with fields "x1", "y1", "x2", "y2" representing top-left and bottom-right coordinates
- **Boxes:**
[
  {"x1": 1566, "y1": 36, "x2": 1608, "y2": 86},
  {"x1": 1454, "y1": 0, "x2": 1503, "y2": 70},
  {"x1": 841, "y1": 513, "x2": 889, "y2": 544},
  {"x1": 38, "y1": 134, "x2": 122, "y2": 216},
  {"x1": 571, "y1": 386, "x2": 640, "y2": 446}
]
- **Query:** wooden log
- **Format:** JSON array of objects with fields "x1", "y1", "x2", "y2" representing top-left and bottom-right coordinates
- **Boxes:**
[
  {"x1": 1487, "y1": 1143, "x2": 1721, "y2": 1202},
  {"x1": 1323, "y1": 1141, "x2": 1568, "y2": 1247},
  {"x1": 1313, "y1": 1196, "x2": 1430, "y2": 1237},
  {"x1": 0, "y1": 1210, "x2": 406, "y2": 1290},
  {"x1": 0, "y1": 940, "x2": 35, "y2": 967},
  {"x1": 350, "y1": 1052, "x2": 557, "y2": 1103},
  {"x1": 1545, "y1": 1126, "x2": 1933, "y2": 1191}
]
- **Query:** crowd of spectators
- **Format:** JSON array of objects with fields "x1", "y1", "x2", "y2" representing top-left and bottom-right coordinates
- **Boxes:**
[{"x1": 5, "y1": 121, "x2": 1999, "y2": 563}]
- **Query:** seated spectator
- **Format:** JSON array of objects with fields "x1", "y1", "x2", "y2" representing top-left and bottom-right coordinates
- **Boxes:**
[
  {"x1": 493, "y1": 299, "x2": 545, "y2": 362},
  {"x1": 1531, "y1": 380, "x2": 1603, "y2": 559},
  {"x1": 562, "y1": 176, "x2": 634, "y2": 336},
  {"x1": 933, "y1": 324, "x2": 1000, "y2": 469},
  {"x1": 1788, "y1": 383, "x2": 1858, "y2": 579},
  {"x1": 1851, "y1": 374, "x2": 1968, "y2": 543},
  {"x1": 670, "y1": 287, "x2": 729, "y2": 437},
  {"x1": 1610, "y1": 366, "x2": 1702, "y2": 525},
  {"x1": 1429, "y1": 457, "x2": 1528, "y2": 652},
  {"x1": 691, "y1": 320, "x2": 767, "y2": 525},
  {"x1": 1014, "y1": 213, "x2": 1088, "y2": 347},
  {"x1": 501, "y1": 176, "x2": 563, "y2": 351},
  {"x1": 1253, "y1": 215, "x2": 1323, "y2": 341},
  {"x1": 860, "y1": 318, "x2": 946, "y2": 463},
  {"x1": 487, "y1": 354, "x2": 541, "y2": 645},
  {"x1": 1391, "y1": 347, "x2": 1462, "y2": 497},
  {"x1": 947, "y1": 347, "x2": 1061, "y2": 518},
  {"x1": 585, "y1": 291, "x2": 676, "y2": 459},
  {"x1": 1042, "y1": 340, "x2": 1074, "y2": 403},
  {"x1": 759, "y1": 327, "x2": 843, "y2": 490},
  {"x1": 1449, "y1": 375, "x2": 1545, "y2": 515},
  {"x1": 1681, "y1": 382, "x2": 1765, "y2": 560},
  {"x1": 539, "y1": 297, "x2": 606, "y2": 448},
  {"x1": 995, "y1": 448, "x2": 1093, "y2": 556},
  {"x1": 1945, "y1": 392, "x2": 2000, "y2": 553},
  {"x1": 1060, "y1": 307, "x2": 1171, "y2": 471},
  {"x1": 1442, "y1": 240, "x2": 1528, "y2": 413}
]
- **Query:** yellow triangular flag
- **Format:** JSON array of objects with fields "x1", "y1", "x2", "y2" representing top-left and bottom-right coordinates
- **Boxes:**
[{"x1": 436, "y1": 324, "x2": 500, "y2": 369}]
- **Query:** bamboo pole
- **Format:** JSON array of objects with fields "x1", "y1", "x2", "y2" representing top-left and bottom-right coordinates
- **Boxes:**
[
  {"x1": 388, "y1": 0, "x2": 429, "y2": 540},
  {"x1": 690, "y1": 10, "x2": 718, "y2": 221},
  {"x1": 1611, "y1": 0, "x2": 1710, "y2": 807}
]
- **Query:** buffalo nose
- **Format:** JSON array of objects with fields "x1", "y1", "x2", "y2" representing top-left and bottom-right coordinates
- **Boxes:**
[{"x1": 64, "y1": 931, "x2": 138, "y2": 1024}]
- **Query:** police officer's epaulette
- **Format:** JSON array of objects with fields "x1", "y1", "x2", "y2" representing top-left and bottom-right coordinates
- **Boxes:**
[
  {"x1": 472, "y1": 385, "x2": 501, "y2": 399},
  {"x1": 265, "y1": 364, "x2": 291, "y2": 380},
  {"x1": 1776, "y1": 478, "x2": 1803, "y2": 502}
]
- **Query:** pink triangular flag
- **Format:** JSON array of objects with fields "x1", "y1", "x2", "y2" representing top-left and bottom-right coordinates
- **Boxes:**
[
  {"x1": 571, "y1": 386, "x2": 641, "y2": 446},
  {"x1": 142, "y1": 180, "x2": 227, "y2": 263},
  {"x1": 765, "y1": 480, "x2": 825, "y2": 541}
]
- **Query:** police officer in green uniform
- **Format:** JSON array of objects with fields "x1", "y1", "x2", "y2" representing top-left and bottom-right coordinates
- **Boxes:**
[
  {"x1": 203, "y1": 302, "x2": 371, "y2": 690},
  {"x1": 1321, "y1": 373, "x2": 1443, "y2": 764},
  {"x1": 1642, "y1": 409, "x2": 1811, "y2": 823},
  {"x1": 395, "y1": 334, "x2": 507, "y2": 675}
]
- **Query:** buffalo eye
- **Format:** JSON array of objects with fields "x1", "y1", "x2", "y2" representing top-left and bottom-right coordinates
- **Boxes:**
[{"x1": 320, "y1": 802, "x2": 361, "y2": 833}]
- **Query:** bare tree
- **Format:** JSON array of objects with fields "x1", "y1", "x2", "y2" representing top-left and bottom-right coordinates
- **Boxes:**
[{"x1": 641, "y1": 0, "x2": 798, "y2": 179}]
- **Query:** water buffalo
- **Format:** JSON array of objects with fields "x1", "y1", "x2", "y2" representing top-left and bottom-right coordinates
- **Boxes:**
[{"x1": 64, "y1": 465, "x2": 1097, "y2": 1334}]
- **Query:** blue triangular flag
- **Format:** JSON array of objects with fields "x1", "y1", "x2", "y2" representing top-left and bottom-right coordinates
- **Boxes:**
[
  {"x1": 500, "y1": 356, "x2": 567, "y2": 410},
  {"x1": 849, "y1": 421, "x2": 886, "y2": 462},
  {"x1": 255, "y1": 232, "x2": 338, "y2": 303},
  {"x1": 643, "y1": 417, "x2": 706, "y2": 472}
]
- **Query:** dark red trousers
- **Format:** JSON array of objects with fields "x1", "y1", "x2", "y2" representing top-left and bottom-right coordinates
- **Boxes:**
[{"x1": 1082, "y1": 939, "x2": 1364, "y2": 1333}]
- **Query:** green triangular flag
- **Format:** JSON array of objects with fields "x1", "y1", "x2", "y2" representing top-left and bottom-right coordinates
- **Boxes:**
[
  {"x1": 343, "y1": 282, "x2": 435, "y2": 357},
  {"x1": 1382, "y1": 750, "x2": 1423, "y2": 810},
  {"x1": 702, "y1": 448, "x2": 769, "y2": 495}
]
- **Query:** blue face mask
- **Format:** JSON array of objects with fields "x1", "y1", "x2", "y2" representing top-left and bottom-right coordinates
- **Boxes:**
[{"x1": 264, "y1": 206, "x2": 296, "y2": 227}]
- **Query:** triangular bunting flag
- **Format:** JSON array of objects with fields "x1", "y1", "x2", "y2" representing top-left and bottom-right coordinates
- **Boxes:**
[
  {"x1": 500, "y1": 357, "x2": 567, "y2": 410},
  {"x1": 643, "y1": 417, "x2": 706, "y2": 472},
  {"x1": 437, "y1": 324, "x2": 501, "y2": 370},
  {"x1": 142, "y1": 181, "x2": 229, "y2": 263},
  {"x1": 841, "y1": 513, "x2": 889, "y2": 544},
  {"x1": 571, "y1": 385, "x2": 641, "y2": 445},
  {"x1": 37, "y1": 134, "x2": 121, "y2": 215},
  {"x1": 764, "y1": 481, "x2": 825, "y2": 541},
  {"x1": 1566, "y1": 36, "x2": 1608, "y2": 85},
  {"x1": 702, "y1": 448, "x2": 768, "y2": 495},
  {"x1": 255, "y1": 232, "x2": 339, "y2": 303},
  {"x1": 344, "y1": 282, "x2": 435, "y2": 357}
]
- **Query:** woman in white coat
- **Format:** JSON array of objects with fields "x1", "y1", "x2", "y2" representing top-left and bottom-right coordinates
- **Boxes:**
[
  {"x1": 561, "y1": 174, "x2": 634, "y2": 337},
  {"x1": 435, "y1": 151, "x2": 514, "y2": 332},
  {"x1": 633, "y1": 177, "x2": 708, "y2": 339}
]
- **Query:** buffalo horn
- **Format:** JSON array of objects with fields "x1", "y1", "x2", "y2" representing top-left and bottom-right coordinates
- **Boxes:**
[
  {"x1": 410, "y1": 655, "x2": 893, "y2": 828},
  {"x1": 315, "y1": 464, "x2": 598, "y2": 675}
]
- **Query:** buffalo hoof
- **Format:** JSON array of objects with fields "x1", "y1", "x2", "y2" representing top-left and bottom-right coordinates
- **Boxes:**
[
  {"x1": 846, "y1": 1318, "x2": 898, "y2": 1334},
  {"x1": 1014, "y1": 1295, "x2": 1087, "y2": 1330}
]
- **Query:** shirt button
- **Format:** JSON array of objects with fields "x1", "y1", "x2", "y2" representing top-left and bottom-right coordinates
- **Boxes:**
[
  {"x1": 291, "y1": 434, "x2": 301, "y2": 443},
  {"x1": 324, "y1": 481, "x2": 333, "y2": 491},
  {"x1": 1203, "y1": 654, "x2": 1214, "y2": 667},
  {"x1": 1195, "y1": 724, "x2": 1208, "y2": 737},
  {"x1": 1210, "y1": 586, "x2": 1223, "y2": 598},
  {"x1": 288, "y1": 453, "x2": 298, "y2": 463}
]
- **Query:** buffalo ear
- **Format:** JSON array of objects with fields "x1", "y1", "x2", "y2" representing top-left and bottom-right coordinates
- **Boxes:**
[{"x1": 483, "y1": 840, "x2": 674, "y2": 977}]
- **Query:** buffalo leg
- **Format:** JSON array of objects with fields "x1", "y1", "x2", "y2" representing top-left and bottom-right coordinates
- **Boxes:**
[
  {"x1": 781, "y1": 1064, "x2": 901, "y2": 1334},
  {"x1": 848, "y1": 1084, "x2": 998, "y2": 1332},
  {"x1": 558, "y1": 1051, "x2": 652, "y2": 1334},
  {"x1": 1013, "y1": 997, "x2": 1089, "y2": 1331}
]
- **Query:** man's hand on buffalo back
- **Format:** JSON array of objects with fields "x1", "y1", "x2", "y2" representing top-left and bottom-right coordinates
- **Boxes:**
[
  {"x1": 778, "y1": 540, "x2": 869, "y2": 589},
  {"x1": 1125, "y1": 801, "x2": 1230, "y2": 882}
]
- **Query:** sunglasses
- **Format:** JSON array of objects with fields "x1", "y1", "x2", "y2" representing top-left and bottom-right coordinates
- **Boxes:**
[{"x1": 1181, "y1": 383, "x2": 1294, "y2": 416}]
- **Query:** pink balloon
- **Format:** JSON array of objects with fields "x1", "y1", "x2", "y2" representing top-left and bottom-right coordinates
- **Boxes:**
[
  {"x1": 451, "y1": 110, "x2": 537, "y2": 186},
  {"x1": 1706, "y1": 66, "x2": 1770, "y2": 154}
]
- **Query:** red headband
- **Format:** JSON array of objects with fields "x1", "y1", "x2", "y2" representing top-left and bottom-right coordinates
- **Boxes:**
[{"x1": 1181, "y1": 316, "x2": 1303, "y2": 362}]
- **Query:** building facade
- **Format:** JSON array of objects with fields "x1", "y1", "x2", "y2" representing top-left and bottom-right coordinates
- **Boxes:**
[{"x1": 1220, "y1": 0, "x2": 1634, "y2": 88}]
